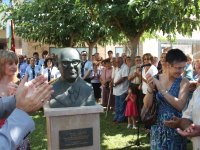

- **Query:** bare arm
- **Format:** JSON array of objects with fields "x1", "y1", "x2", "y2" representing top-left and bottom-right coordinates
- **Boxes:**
[
  {"x1": 155, "y1": 78, "x2": 190, "y2": 112},
  {"x1": 125, "y1": 95, "x2": 129, "y2": 101},
  {"x1": 143, "y1": 74, "x2": 155, "y2": 108},
  {"x1": 83, "y1": 70, "x2": 91, "y2": 80},
  {"x1": 142, "y1": 77, "x2": 147, "y2": 83},
  {"x1": 114, "y1": 77, "x2": 127, "y2": 86},
  {"x1": 128, "y1": 72, "x2": 136, "y2": 81},
  {"x1": 143, "y1": 88, "x2": 154, "y2": 108}
]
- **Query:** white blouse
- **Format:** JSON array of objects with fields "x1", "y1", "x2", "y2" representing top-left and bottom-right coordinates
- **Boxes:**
[
  {"x1": 142, "y1": 65, "x2": 158, "y2": 94},
  {"x1": 41, "y1": 66, "x2": 60, "y2": 81},
  {"x1": 183, "y1": 86, "x2": 200, "y2": 149}
]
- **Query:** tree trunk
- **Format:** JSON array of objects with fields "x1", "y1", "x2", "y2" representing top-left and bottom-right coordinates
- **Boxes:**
[
  {"x1": 62, "y1": 36, "x2": 74, "y2": 47},
  {"x1": 127, "y1": 36, "x2": 140, "y2": 66},
  {"x1": 87, "y1": 42, "x2": 96, "y2": 61}
]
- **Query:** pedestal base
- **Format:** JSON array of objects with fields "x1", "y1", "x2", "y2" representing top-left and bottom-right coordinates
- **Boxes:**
[{"x1": 43, "y1": 103, "x2": 104, "y2": 150}]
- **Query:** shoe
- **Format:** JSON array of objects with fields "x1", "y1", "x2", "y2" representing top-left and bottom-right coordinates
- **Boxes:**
[
  {"x1": 127, "y1": 124, "x2": 132, "y2": 128},
  {"x1": 132, "y1": 125, "x2": 137, "y2": 129}
]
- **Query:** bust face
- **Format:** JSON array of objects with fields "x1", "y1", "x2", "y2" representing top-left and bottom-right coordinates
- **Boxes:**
[{"x1": 59, "y1": 48, "x2": 81, "y2": 83}]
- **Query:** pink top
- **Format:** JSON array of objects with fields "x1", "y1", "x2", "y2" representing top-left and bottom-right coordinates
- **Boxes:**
[{"x1": 100, "y1": 68, "x2": 112, "y2": 87}]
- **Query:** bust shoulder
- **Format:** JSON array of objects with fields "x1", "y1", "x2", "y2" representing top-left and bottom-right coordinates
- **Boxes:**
[{"x1": 76, "y1": 77, "x2": 93, "y2": 90}]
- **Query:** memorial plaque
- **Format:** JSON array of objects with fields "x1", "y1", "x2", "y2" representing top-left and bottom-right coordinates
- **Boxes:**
[{"x1": 59, "y1": 128, "x2": 93, "y2": 149}]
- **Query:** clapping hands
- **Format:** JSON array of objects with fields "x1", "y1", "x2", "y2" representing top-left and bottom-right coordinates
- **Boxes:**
[{"x1": 15, "y1": 75, "x2": 54, "y2": 113}]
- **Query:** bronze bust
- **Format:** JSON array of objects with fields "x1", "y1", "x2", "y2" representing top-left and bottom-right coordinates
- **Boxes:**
[{"x1": 49, "y1": 48, "x2": 96, "y2": 108}]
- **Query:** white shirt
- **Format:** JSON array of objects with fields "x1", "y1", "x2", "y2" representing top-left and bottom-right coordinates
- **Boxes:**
[
  {"x1": 41, "y1": 66, "x2": 60, "y2": 80},
  {"x1": 25, "y1": 65, "x2": 41, "y2": 81},
  {"x1": 38, "y1": 58, "x2": 45, "y2": 67},
  {"x1": 113, "y1": 63, "x2": 129, "y2": 96},
  {"x1": 182, "y1": 86, "x2": 200, "y2": 149},
  {"x1": 142, "y1": 65, "x2": 158, "y2": 94},
  {"x1": 112, "y1": 66, "x2": 118, "y2": 79}
]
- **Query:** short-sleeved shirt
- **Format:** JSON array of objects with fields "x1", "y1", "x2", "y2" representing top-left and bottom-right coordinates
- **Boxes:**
[
  {"x1": 25, "y1": 65, "x2": 41, "y2": 81},
  {"x1": 113, "y1": 63, "x2": 129, "y2": 96},
  {"x1": 38, "y1": 58, "x2": 45, "y2": 67},
  {"x1": 184, "y1": 64, "x2": 193, "y2": 81},
  {"x1": 41, "y1": 66, "x2": 60, "y2": 80},
  {"x1": 83, "y1": 60, "x2": 93, "y2": 78},
  {"x1": 19, "y1": 62, "x2": 28, "y2": 79}
]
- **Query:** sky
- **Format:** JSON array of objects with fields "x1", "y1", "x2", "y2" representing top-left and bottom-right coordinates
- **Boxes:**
[{"x1": 2, "y1": 0, "x2": 10, "y2": 5}]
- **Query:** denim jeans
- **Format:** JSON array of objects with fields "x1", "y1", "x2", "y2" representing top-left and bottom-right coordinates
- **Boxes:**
[{"x1": 114, "y1": 93, "x2": 127, "y2": 122}]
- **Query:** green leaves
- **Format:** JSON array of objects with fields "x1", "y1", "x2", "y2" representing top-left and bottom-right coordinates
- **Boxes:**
[{"x1": 1, "y1": 0, "x2": 200, "y2": 54}]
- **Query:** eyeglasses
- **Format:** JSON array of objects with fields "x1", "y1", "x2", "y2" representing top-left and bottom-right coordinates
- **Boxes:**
[
  {"x1": 61, "y1": 60, "x2": 81, "y2": 67},
  {"x1": 170, "y1": 64, "x2": 185, "y2": 71},
  {"x1": 81, "y1": 54, "x2": 87, "y2": 56},
  {"x1": 135, "y1": 59, "x2": 141, "y2": 62}
]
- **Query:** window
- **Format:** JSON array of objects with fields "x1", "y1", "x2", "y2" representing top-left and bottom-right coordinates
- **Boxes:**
[{"x1": 115, "y1": 47, "x2": 123, "y2": 57}]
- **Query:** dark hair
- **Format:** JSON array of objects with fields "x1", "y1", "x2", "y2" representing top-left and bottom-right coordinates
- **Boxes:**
[
  {"x1": 81, "y1": 51, "x2": 87, "y2": 55},
  {"x1": 128, "y1": 84, "x2": 138, "y2": 94},
  {"x1": 42, "y1": 50, "x2": 48, "y2": 56},
  {"x1": 44, "y1": 57, "x2": 54, "y2": 68},
  {"x1": 33, "y1": 52, "x2": 39, "y2": 56},
  {"x1": 135, "y1": 56, "x2": 141, "y2": 59},
  {"x1": 103, "y1": 58, "x2": 111, "y2": 64},
  {"x1": 107, "y1": 50, "x2": 113, "y2": 54},
  {"x1": 166, "y1": 49, "x2": 187, "y2": 64}
]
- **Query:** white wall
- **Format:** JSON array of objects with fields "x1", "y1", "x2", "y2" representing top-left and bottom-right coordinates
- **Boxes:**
[{"x1": 142, "y1": 39, "x2": 159, "y2": 57}]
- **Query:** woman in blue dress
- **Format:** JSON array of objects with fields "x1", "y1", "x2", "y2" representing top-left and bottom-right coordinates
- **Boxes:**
[{"x1": 143, "y1": 49, "x2": 190, "y2": 150}]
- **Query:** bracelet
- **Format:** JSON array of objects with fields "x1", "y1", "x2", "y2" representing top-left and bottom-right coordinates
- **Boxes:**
[
  {"x1": 147, "y1": 88, "x2": 153, "y2": 94},
  {"x1": 161, "y1": 89, "x2": 168, "y2": 96}
]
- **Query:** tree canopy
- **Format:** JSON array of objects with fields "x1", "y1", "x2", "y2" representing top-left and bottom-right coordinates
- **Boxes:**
[
  {"x1": 89, "y1": 0, "x2": 200, "y2": 55},
  {"x1": 1, "y1": 0, "x2": 200, "y2": 57}
]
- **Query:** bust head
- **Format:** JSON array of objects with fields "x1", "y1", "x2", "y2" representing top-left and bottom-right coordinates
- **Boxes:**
[{"x1": 58, "y1": 48, "x2": 81, "y2": 83}]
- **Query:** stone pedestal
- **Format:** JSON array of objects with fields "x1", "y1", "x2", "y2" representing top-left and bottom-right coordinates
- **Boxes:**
[{"x1": 43, "y1": 103, "x2": 104, "y2": 150}]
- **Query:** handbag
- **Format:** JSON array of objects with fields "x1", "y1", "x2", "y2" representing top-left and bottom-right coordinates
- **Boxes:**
[
  {"x1": 140, "y1": 75, "x2": 159, "y2": 127},
  {"x1": 140, "y1": 92, "x2": 158, "y2": 127}
]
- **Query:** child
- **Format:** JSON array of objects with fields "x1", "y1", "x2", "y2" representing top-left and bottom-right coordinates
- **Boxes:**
[{"x1": 125, "y1": 85, "x2": 138, "y2": 129}]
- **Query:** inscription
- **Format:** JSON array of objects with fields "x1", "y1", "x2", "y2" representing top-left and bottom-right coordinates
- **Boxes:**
[{"x1": 59, "y1": 128, "x2": 93, "y2": 149}]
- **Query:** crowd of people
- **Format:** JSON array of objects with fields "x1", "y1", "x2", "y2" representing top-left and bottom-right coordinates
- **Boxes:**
[{"x1": 1, "y1": 47, "x2": 200, "y2": 149}]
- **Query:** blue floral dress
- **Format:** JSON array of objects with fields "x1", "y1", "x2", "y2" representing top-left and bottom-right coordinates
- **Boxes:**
[{"x1": 150, "y1": 76, "x2": 187, "y2": 150}]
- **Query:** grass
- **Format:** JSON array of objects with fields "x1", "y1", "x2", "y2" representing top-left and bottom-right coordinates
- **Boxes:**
[{"x1": 29, "y1": 110, "x2": 192, "y2": 150}]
